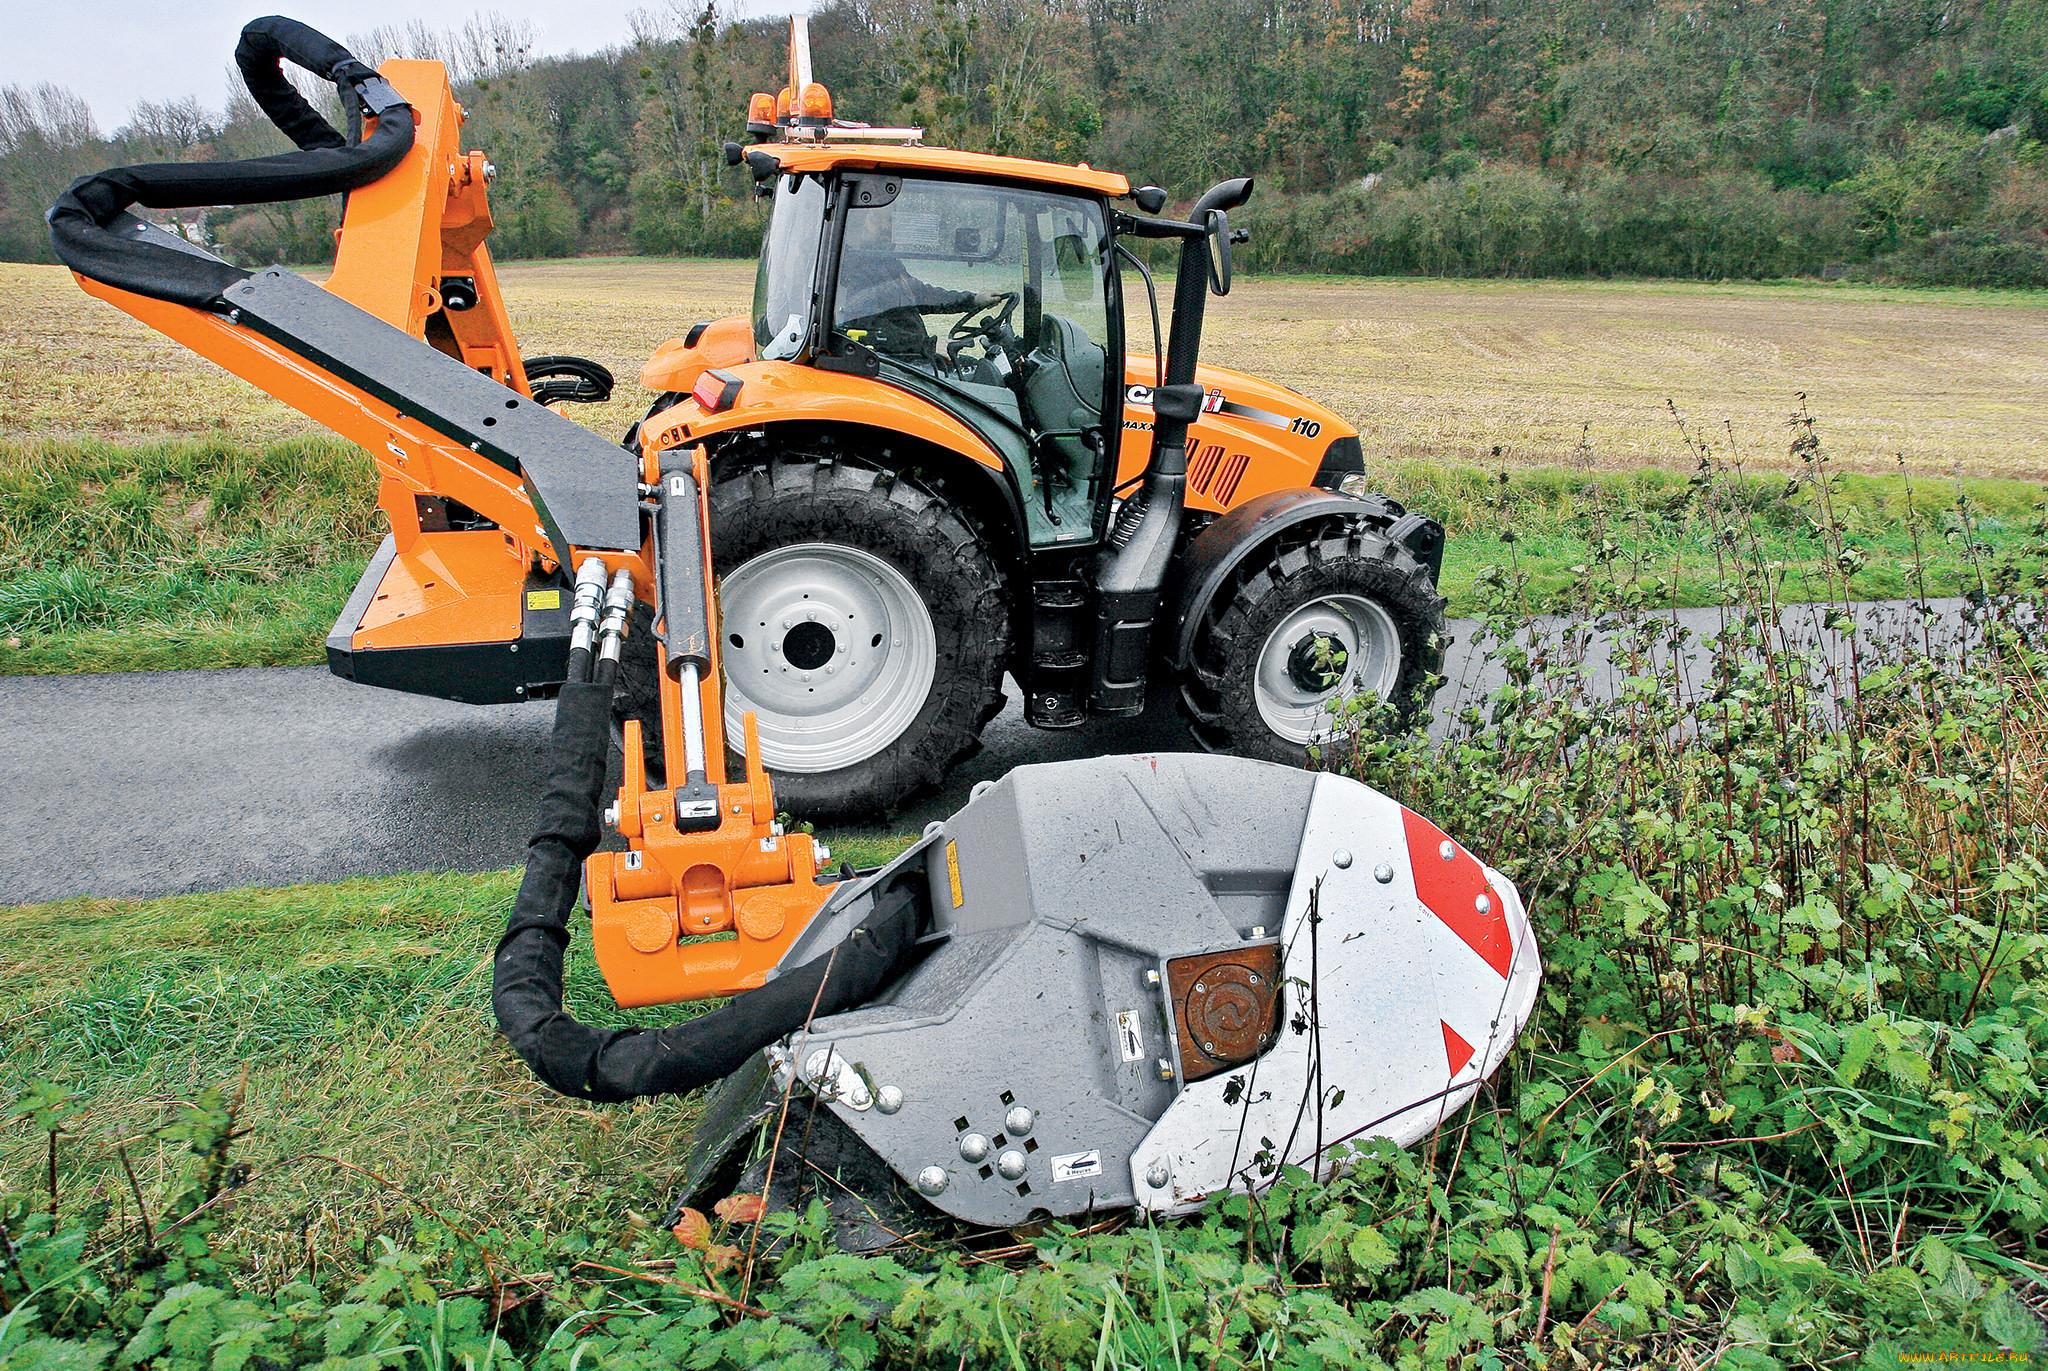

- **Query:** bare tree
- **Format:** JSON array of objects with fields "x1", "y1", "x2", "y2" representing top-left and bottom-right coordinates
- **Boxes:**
[
  {"x1": 454, "y1": 11, "x2": 540, "y2": 83},
  {"x1": 0, "y1": 83, "x2": 100, "y2": 158},
  {"x1": 0, "y1": 82, "x2": 105, "y2": 252},
  {"x1": 116, "y1": 97, "x2": 217, "y2": 159},
  {"x1": 348, "y1": 11, "x2": 536, "y2": 85}
]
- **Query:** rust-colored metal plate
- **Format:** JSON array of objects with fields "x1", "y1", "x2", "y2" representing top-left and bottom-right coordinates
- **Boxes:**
[{"x1": 1166, "y1": 944, "x2": 1281, "y2": 1081}]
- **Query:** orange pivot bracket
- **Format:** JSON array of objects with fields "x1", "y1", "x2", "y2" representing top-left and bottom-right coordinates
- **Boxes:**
[
  {"x1": 586, "y1": 448, "x2": 836, "y2": 1006},
  {"x1": 588, "y1": 711, "x2": 834, "y2": 1006}
]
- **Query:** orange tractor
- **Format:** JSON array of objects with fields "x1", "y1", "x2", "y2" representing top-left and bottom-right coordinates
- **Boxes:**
[
  {"x1": 48, "y1": 17, "x2": 1537, "y2": 1235},
  {"x1": 613, "y1": 29, "x2": 1451, "y2": 819}
]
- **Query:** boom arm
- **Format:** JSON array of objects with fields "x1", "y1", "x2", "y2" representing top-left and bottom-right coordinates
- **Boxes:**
[{"x1": 52, "y1": 19, "x2": 835, "y2": 1007}]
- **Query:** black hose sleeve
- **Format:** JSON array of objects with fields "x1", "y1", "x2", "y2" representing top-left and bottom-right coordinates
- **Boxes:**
[
  {"x1": 235, "y1": 16, "x2": 365, "y2": 151},
  {"x1": 46, "y1": 17, "x2": 414, "y2": 310},
  {"x1": 491, "y1": 677, "x2": 924, "y2": 1103}
]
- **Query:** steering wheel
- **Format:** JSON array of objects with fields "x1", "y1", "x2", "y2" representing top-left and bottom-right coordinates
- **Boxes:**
[{"x1": 947, "y1": 290, "x2": 1021, "y2": 346}]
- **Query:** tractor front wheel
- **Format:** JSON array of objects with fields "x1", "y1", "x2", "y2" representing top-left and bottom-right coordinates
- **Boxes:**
[
  {"x1": 1180, "y1": 527, "x2": 1445, "y2": 764},
  {"x1": 615, "y1": 456, "x2": 1009, "y2": 821}
]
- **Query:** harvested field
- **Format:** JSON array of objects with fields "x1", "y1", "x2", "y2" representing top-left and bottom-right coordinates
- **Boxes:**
[
  {"x1": 1216, "y1": 276, "x2": 2048, "y2": 481},
  {"x1": 4, "y1": 259, "x2": 2044, "y2": 478}
]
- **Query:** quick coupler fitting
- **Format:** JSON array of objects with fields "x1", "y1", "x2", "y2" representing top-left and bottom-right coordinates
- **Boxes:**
[
  {"x1": 598, "y1": 568, "x2": 635, "y2": 664},
  {"x1": 569, "y1": 557, "x2": 608, "y2": 656}
]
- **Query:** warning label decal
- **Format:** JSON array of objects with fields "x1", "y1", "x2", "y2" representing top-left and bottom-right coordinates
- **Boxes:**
[
  {"x1": 1051, "y1": 1150, "x2": 1103, "y2": 1183},
  {"x1": 1115, "y1": 1010, "x2": 1143, "y2": 1062}
]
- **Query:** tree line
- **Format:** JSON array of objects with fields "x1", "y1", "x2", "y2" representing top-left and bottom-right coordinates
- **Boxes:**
[{"x1": 2, "y1": 0, "x2": 2044, "y2": 285}]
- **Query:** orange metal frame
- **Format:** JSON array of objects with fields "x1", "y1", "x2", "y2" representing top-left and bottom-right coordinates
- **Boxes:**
[{"x1": 73, "y1": 57, "x2": 833, "y2": 1007}]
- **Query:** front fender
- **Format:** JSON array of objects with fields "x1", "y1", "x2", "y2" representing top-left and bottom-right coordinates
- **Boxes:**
[
  {"x1": 640, "y1": 360, "x2": 1010, "y2": 477},
  {"x1": 1170, "y1": 487, "x2": 1444, "y2": 669},
  {"x1": 638, "y1": 360, "x2": 1028, "y2": 563}
]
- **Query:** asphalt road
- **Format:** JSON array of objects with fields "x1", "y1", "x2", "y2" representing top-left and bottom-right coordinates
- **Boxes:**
[{"x1": 0, "y1": 597, "x2": 1991, "y2": 903}]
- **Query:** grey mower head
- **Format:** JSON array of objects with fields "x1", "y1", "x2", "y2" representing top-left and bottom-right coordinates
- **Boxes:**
[{"x1": 682, "y1": 752, "x2": 1540, "y2": 1235}]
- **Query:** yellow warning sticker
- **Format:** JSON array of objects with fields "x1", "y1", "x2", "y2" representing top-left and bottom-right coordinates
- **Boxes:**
[
  {"x1": 945, "y1": 840, "x2": 964, "y2": 908},
  {"x1": 526, "y1": 589, "x2": 562, "y2": 611}
]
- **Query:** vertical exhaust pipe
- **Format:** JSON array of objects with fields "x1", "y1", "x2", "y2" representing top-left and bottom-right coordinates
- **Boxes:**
[{"x1": 1087, "y1": 177, "x2": 1253, "y2": 716}]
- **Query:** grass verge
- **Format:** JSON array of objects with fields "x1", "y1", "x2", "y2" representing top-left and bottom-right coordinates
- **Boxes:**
[
  {"x1": 4, "y1": 432, "x2": 2042, "y2": 677},
  {"x1": 0, "y1": 834, "x2": 912, "y2": 1288},
  {"x1": 1, "y1": 440, "x2": 2045, "y2": 1367},
  {"x1": 0, "y1": 435, "x2": 380, "y2": 674}
]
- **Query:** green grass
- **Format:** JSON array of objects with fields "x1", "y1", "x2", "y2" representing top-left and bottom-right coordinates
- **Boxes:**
[
  {"x1": 0, "y1": 435, "x2": 382, "y2": 674},
  {"x1": 3, "y1": 436, "x2": 2042, "y2": 677},
  {"x1": 1384, "y1": 459, "x2": 2048, "y2": 609},
  {"x1": 0, "y1": 868, "x2": 687, "y2": 1294},
  {"x1": 0, "y1": 833, "x2": 914, "y2": 1291}
]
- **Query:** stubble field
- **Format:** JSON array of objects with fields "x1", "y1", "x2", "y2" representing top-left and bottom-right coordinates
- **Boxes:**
[{"x1": 6, "y1": 258, "x2": 2046, "y2": 480}]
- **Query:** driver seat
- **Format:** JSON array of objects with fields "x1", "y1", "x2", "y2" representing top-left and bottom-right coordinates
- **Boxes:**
[
  {"x1": 1023, "y1": 315, "x2": 1105, "y2": 435},
  {"x1": 1019, "y1": 315, "x2": 1106, "y2": 540}
]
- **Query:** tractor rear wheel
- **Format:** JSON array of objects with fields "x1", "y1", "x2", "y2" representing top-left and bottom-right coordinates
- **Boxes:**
[
  {"x1": 615, "y1": 456, "x2": 1009, "y2": 821},
  {"x1": 1180, "y1": 526, "x2": 1445, "y2": 764}
]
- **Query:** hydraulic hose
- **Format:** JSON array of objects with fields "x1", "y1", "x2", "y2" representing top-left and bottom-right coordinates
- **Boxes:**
[{"x1": 491, "y1": 573, "x2": 923, "y2": 1103}]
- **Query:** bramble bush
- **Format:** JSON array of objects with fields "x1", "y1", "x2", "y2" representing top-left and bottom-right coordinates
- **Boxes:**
[{"x1": 3, "y1": 410, "x2": 2045, "y2": 1367}]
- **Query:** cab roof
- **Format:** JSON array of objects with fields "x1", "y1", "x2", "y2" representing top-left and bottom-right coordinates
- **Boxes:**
[{"x1": 759, "y1": 142, "x2": 1131, "y2": 199}]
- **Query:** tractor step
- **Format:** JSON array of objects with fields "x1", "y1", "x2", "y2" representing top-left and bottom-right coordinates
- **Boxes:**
[{"x1": 1023, "y1": 579, "x2": 1090, "y2": 727}]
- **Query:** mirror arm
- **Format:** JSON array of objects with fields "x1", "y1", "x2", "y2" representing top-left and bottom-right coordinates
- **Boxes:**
[{"x1": 1112, "y1": 209, "x2": 1204, "y2": 240}]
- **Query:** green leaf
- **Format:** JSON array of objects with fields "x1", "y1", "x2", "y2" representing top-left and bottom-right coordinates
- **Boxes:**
[
  {"x1": 1837, "y1": 1025, "x2": 1879, "y2": 1086},
  {"x1": 1345, "y1": 1225, "x2": 1398, "y2": 1276},
  {"x1": 1980, "y1": 1289, "x2": 2047, "y2": 1352}
]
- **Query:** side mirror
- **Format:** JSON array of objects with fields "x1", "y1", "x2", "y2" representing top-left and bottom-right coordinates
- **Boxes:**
[
  {"x1": 1133, "y1": 185, "x2": 1167, "y2": 214},
  {"x1": 1205, "y1": 210, "x2": 1234, "y2": 296}
]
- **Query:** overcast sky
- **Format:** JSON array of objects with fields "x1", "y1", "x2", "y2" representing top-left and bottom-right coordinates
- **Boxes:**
[{"x1": 2, "y1": 0, "x2": 784, "y2": 132}]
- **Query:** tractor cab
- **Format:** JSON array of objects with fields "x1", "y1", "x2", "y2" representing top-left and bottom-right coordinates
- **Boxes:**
[
  {"x1": 751, "y1": 161, "x2": 1123, "y2": 548},
  {"x1": 616, "y1": 17, "x2": 1448, "y2": 819}
]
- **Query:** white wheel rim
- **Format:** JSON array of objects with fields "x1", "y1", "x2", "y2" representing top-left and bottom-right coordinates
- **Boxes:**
[
  {"x1": 719, "y1": 543, "x2": 937, "y2": 774},
  {"x1": 1251, "y1": 593, "x2": 1403, "y2": 745}
]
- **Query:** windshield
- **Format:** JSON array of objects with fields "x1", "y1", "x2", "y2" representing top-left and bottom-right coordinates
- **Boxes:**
[
  {"x1": 752, "y1": 173, "x2": 826, "y2": 360},
  {"x1": 833, "y1": 178, "x2": 1116, "y2": 545}
]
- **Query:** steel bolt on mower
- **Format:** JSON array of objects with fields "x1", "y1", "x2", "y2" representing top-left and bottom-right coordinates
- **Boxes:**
[{"x1": 50, "y1": 14, "x2": 1542, "y2": 1241}]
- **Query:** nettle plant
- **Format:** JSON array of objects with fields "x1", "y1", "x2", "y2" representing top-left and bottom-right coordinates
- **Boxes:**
[{"x1": 1316, "y1": 404, "x2": 2048, "y2": 1364}]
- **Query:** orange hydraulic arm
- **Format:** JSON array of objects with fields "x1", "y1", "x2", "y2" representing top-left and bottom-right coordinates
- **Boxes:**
[
  {"x1": 584, "y1": 449, "x2": 840, "y2": 1007},
  {"x1": 67, "y1": 54, "x2": 833, "y2": 1007},
  {"x1": 77, "y1": 63, "x2": 544, "y2": 569}
]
